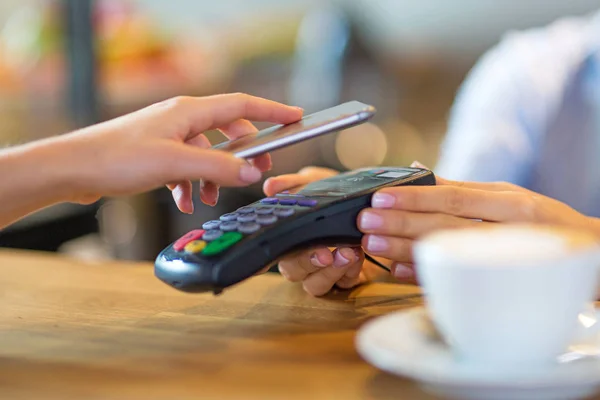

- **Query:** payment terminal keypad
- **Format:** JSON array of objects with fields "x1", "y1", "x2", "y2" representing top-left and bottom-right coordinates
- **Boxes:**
[{"x1": 170, "y1": 197, "x2": 311, "y2": 257}]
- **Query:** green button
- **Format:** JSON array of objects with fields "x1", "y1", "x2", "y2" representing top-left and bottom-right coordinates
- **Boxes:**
[{"x1": 202, "y1": 231, "x2": 243, "y2": 256}]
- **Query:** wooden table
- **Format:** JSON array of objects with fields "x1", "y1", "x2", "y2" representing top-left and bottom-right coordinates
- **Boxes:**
[{"x1": 0, "y1": 249, "x2": 434, "y2": 400}]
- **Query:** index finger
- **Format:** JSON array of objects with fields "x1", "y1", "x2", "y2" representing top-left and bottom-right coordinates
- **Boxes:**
[
  {"x1": 155, "y1": 93, "x2": 303, "y2": 137},
  {"x1": 436, "y1": 176, "x2": 531, "y2": 193},
  {"x1": 372, "y1": 185, "x2": 534, "y2": 222}
]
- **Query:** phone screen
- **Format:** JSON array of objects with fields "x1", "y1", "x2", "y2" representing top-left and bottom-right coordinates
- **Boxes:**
[{"x1": 211, "y1": 101, "x2": 375, "y2": 158}]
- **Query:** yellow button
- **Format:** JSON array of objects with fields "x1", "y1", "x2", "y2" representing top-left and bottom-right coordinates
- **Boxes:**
[{"x1": 184, "y1": 240, "x2": 207, "y2": 253}]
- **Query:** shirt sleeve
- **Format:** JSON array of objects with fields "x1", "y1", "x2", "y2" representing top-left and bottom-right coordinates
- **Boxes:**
[{"x1": 434, "y1": 14, "x2": 595, "y2": 185}]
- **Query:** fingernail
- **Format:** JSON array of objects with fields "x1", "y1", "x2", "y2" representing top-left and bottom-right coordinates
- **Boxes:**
[
  {"x1": 365, "y1": 235, "x2": 388, "y2": 252},
  {"x1": 359, "y1": 211, "x2": 384, "y2": 230},
  {"x1": 372, "y1": 193, "x2": 395, "y2": 208},
  {"x1": 410, "y1": 160, "x2": 428, "y2": 169},
  {"x1": 393, "y1": 263, "x2": 414, "y2": 279},
  {"x1": 239, "y1": 164, "x2": 262, "y2": 183},
  {"x1": 310, "y1": 253, "x2": 328, "y2": 267},
  {"x1": 333, "y1": 248, "x2": 355, "y2": 268},
  {"x1": 294, "y1": 106, "x2": 304, "y2": 112}
]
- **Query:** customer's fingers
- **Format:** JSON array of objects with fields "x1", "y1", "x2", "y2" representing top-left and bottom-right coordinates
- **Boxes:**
[
  {"x1": 217, "y1": 118, "x2": 272, "y2": 172},
  {"x1": 390, "y1": 262, "x2": 418, "y2": 284},
  {"x1": 301, "y1": 248, "x2": 360, "y2": 296},
  {"x1": 335, "y1": 249, "x2": 366, "y2": 289},
  {"x1": 370, "y1": 185, "x2": 536, "y2": 222},
  {"x1": 361, "y1": 235, "x2": 414, "y2": 263},
  {"x1": 199, "y1": 180, "x2": 219, "y2": 207},
  {"x1": 358, "y1": 209, "x2": 485, "y2": 239},
  {"x1": 278, "y1": 247, "x2": 334, "y2": 282},
  {"x1": 410, "y1": 160, "x2": 529, "y2": 193},
  {"x1": 147, "y1": 93, "x2": 303, "y2": 139},
  {"x1": 167, "y1": 180, "x2": 194, "y2": 213}
]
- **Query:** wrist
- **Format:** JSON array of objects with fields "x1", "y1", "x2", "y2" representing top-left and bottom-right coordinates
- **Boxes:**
[
  {"x1": 11, "y1": 136, "x2": 82, "y2": 203},
  {"x1": 0, "y1": 136, "x2": 85, "y2": 228}
]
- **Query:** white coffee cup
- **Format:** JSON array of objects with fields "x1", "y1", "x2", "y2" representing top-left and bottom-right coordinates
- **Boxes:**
[{"x1": 414, "y1": 224, "x2": 600, "y2": 368}]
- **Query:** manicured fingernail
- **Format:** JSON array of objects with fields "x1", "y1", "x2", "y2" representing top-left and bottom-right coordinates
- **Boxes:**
[
  {"x1": 310, "y1": 253, "x2": 328, "y2": 267},
  {"x1": 239, "y1": 164, "x2": 262, "y2": 183},
  {"x1": 410, "y1": 160, "x2": 428, "y2": 169},
  {"x1": 333, "y1": 248, "x2": 355, "y2": 268},
  {"x1": 393, "y1": 263, "x2": 414, "y2": 279},
  {"x1": 359, "y1": 211, "x2": 384, "y2": 229},
  {"x1": 372, "y1": 193, "x2": 395, "y2": 208},
  {"x1": 365, "y1": 235, "x2": 388, "y2": 252}
]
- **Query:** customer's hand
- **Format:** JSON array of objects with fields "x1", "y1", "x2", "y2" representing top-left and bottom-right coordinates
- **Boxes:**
[
  {"x1": 266, "y1": 163, "x2": 600, "y2": 296},
  {"x1": 55, "y1": 93, "x2": 302, "y2": 211},
  {"x1": 358, "y1": 173, "x2": 600, "y2": 281},
  {"x1": 0, "y1": 93, "x2": 302, "y2": 229},
  {"x1": 264, "y1": 166, "x2": 385, "y2": 296}
]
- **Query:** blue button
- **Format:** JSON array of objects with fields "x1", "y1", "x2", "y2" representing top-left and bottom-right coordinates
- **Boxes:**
[
  {"x1": 278, "y1": 199, "x2": 297, "y2": 206},
  {"x1": 237, "y1": 206, "x2": 255, "y2": 214},
  {"x1": 202, "y1": 230, "x2": 224, "y2": 241},
  {"x1": 220, "y1": 212, "x2": 239, "y2": 222},
  {"x1": 274, "y1": 208, "x2": 295, "y2": 217},
  {"x1": 276, "y1": 193, "x2": 305, "y2": 197},
  {"x1": 256, "y1": 214, "x2": 277, "y2": 225},
  {"x1": 238, "y1": 222, "x2": 261, "y2": 234},
  {"x1": 220, "y1": 221, "x2": 239, "y2": 231},
  {"x1": 255, "y1": 207, "x2": 274, "y2": 215},
  {"x1": 202, "y1": 220, "x2": 221, "y2": 230},
  {"x1": 298, "y1": 199, "x2": 318, "y2": 207},
  {"x1": 260, "y1": 198, "x2": 278, "y2": 204},
  {"x1": 237, "y1": 213, "x2": 256, "y2": 223}
]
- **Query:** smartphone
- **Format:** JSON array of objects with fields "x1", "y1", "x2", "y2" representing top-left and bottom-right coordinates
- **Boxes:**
[{"x1": 211, "y1": 100, "x2": 376, "y2": 158}]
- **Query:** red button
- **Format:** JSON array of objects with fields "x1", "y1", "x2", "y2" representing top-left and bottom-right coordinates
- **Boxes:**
[{"x1": 173, "y1": 229, "x2": 205, "y2": 251}]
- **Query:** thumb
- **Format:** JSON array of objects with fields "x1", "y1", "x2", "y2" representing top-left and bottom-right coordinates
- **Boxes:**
[{"x1": 161, "y1": 145, "x2": 263, "y2": 187}]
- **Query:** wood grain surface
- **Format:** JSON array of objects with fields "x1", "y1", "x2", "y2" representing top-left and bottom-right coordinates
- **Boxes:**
[{"x1": 0, "y1": 249, "x2": 437, "y2": 400}]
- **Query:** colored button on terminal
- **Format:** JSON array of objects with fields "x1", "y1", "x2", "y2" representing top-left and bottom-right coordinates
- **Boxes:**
[
  {"x1": 202, "y1": 230, "x2": 223, "y2": 242},
  {"x1": 256, "y1": 214, "x2": 277, "y2": 225},
  {"x1": 238, "y1": 222, "x2": 261, "y2": 234},
  {"x1": 220, "y1": 212, "x2": 239, "y2": 222},
  {"x1": 184, "y1": 240, "x2": 207, "y2": 253},
  {"x1": 278, "y1": 199, "x2": 297, "y2": 206},
  {"x1": 202, "y1": 220, "x2": 221, "y2": 230},
  {"x1": 173, "y1": 229, "x2": 205, "y2": 251},
  {"x1": 255, "y1": 207, "x2": 274, "y2": 215},
  {"x1": 260, "y1": 198, "x2": 278, "y2": 204},
  {"x1": 202, "y1": 232, "x2": 243, "y2": 256},
  {"x1": 237, "y1": 213, "x2": 256, "y2": 223},
  {"x1": 298, "y1": 199, "x2": 318, "y2": 207},
  {"x1": 274, "y1": 208, "x2": 295, "y2": 217},
  {"x1": 220, "y1": 221, "x2": 239, "y2": 232}
]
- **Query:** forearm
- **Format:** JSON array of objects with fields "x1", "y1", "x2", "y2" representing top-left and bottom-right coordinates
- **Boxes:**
[{"x1": 0, "y1": 138, "x2": 77, "y2": 230}]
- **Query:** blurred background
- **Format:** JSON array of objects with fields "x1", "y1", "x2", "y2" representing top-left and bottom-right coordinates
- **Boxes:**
[{"x1": 0, "y1": 0, "x2": 598, "y2": 261}]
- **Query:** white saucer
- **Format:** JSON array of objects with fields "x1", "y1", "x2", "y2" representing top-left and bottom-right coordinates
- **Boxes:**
[{"x1": 355, "y1": 307, "x2": 600, "y2": 400}]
